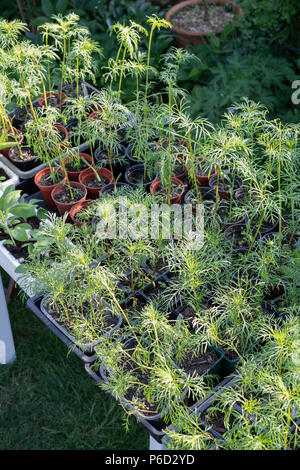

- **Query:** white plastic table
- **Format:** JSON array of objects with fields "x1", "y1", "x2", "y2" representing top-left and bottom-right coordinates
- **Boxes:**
[{"x1": 0, "y1": 274, "x2": 16, "y2": 364}]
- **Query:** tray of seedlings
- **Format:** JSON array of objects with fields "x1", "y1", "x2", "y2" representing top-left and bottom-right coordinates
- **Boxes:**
[{"x1": 2, "y1": 13, "x2": 299, "y2": 451}]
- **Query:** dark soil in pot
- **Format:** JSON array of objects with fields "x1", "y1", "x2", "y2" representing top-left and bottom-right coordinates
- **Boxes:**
[
  {"x1": 53, "y1": 185, "x2": 85, "y2": 204},
  {"x1": 3, "y1": 240, "x2": 30, "y2": 260},
  {"x1": 84, "y1": 176, "x2": 108, "y2": 187},
  {"x1": 27, "y1": 216, "x2": 40, "y2": 229},
  {"x1": 171, "y1": 3, "x2": 235, "y2": 35},
  {"x1": 200, "y1": 409, "x2": 235, "y2": 436},
  {"x1": 8, "y1": 145, "x2": 39, "y2": 171},
  {"x1": 100, "y1": 182, "x2": 133, "y2": 195},
  {"x1": 125, "y1": 164, "x2": 155, "y2": 188},
  {"x1": 184, "y1": 187, "x2": 216, "y2": 207},
  {"x1": 224, "y1": 223, "x2": 260, "y2": 251},
  {"x1": 209, "y1": 172, "x2": 243, "y2": 200},
  {"x1": 43, "y1": 299, "x2": 118, "y2": 344},
  {"x1": 13, "y1": 106, "x2": 28, "y2": 127},
  {"x1": 150, "y1": 179, "x2": 184, "y2": 204},
  {"x1": 178, "y1": 349, "x2": 219, "y2": 376},
  {"x1": 102, "y1": 345, "x2": 162, "y2": 418},
  {"x1": 149, "y1": 258, "x2": 169, "y2": 277},
  {"x1": 64, "y1": 159, "x2": 90, "y2": 173},
  {"x1": 94, "y1": 148, "x2": 128, "y2": 181},
  {"x1": 37, "y1": 170, "x2": 64, "y2": 187},
  {"x1": 176, "y1": 304, "x2": 196, "y2": 321}
]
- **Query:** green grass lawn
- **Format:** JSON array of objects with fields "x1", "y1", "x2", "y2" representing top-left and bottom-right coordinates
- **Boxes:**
[{"x1": 0, "y1": 269, "x2": 148, "y2": 450}]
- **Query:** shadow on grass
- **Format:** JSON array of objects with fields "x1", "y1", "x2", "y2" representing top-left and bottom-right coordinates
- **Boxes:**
[{"x1": 0, "y1": 269, "x2": 148, "y2": 450}]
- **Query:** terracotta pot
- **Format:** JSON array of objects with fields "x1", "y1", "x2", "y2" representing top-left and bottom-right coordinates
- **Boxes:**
[
  {"x1": 51, "y1": 181, "x2": 87, "y2": 216},
  {"x1": 60, "y1": 153, "x2": 92, "y2": 181},
  {"x1": 209, "y1": 172, "x2": 243, "y2": 200},
  {"x1": 88, "y1": 110, "x2": 102, "y2": 120},
  {"x1": 79, "y1": 167, "x2": 114, "y2": 199},
  {"x1": 150, "y1": 177, "x2": 185, "y2": 204},
  {"x1": 186, "y1": 156, "x2": 218, "y2": 186},
  {"x1": 165, "y1": 0, "x2": 243, "y2": 48},
  {"x1": 37, "y1": 91, "x2": 67, "y2": 108},
  {"x1": 34, "y1": 167, "x2": 66, "y2": 210},
  {"x1": 0, "y1": 128, "x2": 24, "y2": 157},
  {"x1": 69, "y1": 199, "x2": 93, "y2": 227},
  {"x1": 53, "y1": 124, "x2": 68, "y2": 148}
]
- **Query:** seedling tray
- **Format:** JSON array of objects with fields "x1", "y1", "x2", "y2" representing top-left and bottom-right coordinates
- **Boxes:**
[
  {"x1": 84, "y1": 361, "x2": 169, "y2": 443},
  {"x1": 26, "y1": 293, "x2": 98, "y2": 363},
  {"x1": 0, "y1": 240, "x2": 36, "y2": 296},
  {"x1": 5, "y1": 82, "x2": 99, "y2": 180}
]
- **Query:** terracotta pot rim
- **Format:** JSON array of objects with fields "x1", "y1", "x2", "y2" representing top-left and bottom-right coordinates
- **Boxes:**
[
  {"x1": 38, "y1": 91, "x2": 67, "y2": 107},
  {"x1": 51, "y1": 181, "x2": 87, "y2": 205},
  {"x1": 165, "y1": 0, "x2": 243, "y2": 38},
  {"x1": 34, "y1": 167, "x2": 65, "y2": 188},
  {"x1": 79, "y1": 167, "x2": 114, "y2": 189},
  {"x1": 60, "y1": 153, "x2": 92, "y2": 173},
  {"x1": 69, "y1": 199, "x2": 93, "y2": 225},
  {"x1": 150, "y1": 176, "x2": 185, "y2": 196}
]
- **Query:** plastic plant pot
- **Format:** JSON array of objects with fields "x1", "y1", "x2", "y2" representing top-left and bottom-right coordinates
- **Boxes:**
[
  {"x1": 79, "y1": 167, "x2": 114, "y2": 199},
  {"x1": 60, "y1": 153, "x2": 93, "y2": 181},
  {"x1": 51, "y1": 181, "x2": 87, "y2": 216},
  {"x1": 37, "y1": 91, "x2": 67, "y2": 108},
  {"x1": 40, "y1": 295, "x2": 123, "y2": 355},
  {"x1": 124, "y1": 164, "x2": 156, "y2": 191},
  {"x1": 209, "y1": 172, "x2": 243, "y2": 200},
  {"x1": 98, "y1": 337, "x2": 186, "y2": 425},
  {"x1": 7, "y1": 145, "x2": 39, "y2": 171},
  {"x1": 126, "y1": 143, "x2": 142, "y2": 166},
  {"x1": 150, "y1": 177, "x2": 185, "y2": 204},
  {"x1": 223, "y1": 223, "x2": 261, "y2": 254},
  {"x1": 34, "y1": 167, "x2": 66, "y2": 210},
  {"x1": 165, "y1": 0, "x2": 243, "y2": 48},
  {"x1": 69, "y1": 199, "x2": 93, "y2": 226},
  {"x1": 94, "y1": 145, "x2": 128, "y2": 181},
  {"x1": 99, "y1": 182, "x2": 133, "y2": 195},
  {"x1": 0, "y1": 128, "x2": 24, "y2": 157},
  {"x1": 183, "y1": 186, "x2": 218, "y2": 206},
  {"x1": 53, "y1": 124, "x2": 69, "y2": 147},
  {"x1": 186, "y1": 156, "x2": 218, "y2": 186}
]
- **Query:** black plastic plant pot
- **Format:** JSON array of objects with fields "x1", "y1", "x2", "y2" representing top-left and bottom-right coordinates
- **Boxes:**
[
  {"x1": 126, "y1": 143, "x2": 142, "y2": 166},
  {"x1": 8, "y1": 146, "x2": 40, "y2": 171},
  {"x1": 143, "y1": 256, "x2": 170, "y2": 282},
  {"x1": 39, "y1": 295, "x2": 123, "y2": 356},
  {"x1": 26, "y1": 294, "x2": 97, "y2": 363},
  {"x1": 124, "y1": 164, "x2": 156, "y2": 191},
  {"x1": 221, "y1": 343, "x2": 259, "y2": 377},
  {"x1": 119, "y1": 291, "x2": 149, "y2": 326},
  {"x1": 84, "y1": 362, "x2": 168, "y2": 443},
  {"x1": 223, "y1": 223, "x2": 261, "y2": 254},
  {"x1": 99, "y1": 182, "x2": 133, "y2": 195},
  {"x1": 98, "y1": 337, "x2": 167, "y2": 425},
  {"x1": 192, "y1": 392, "x2": 245, "y2": 442},
  {"x1": 177, "y1": 346, "x2": 224, "y2": 385},
  {"x1": 94, "y1": 145, "x2": 128, "y2": 181},
  {"x1": 183, "y1": 186, "x2": 217, "y2": 205},
  {"x1": 12, "y1": 106, "x2": 28, "y2": 129},
  {"x1": 245, "y1": 217, "x2": 279, "y2": 236}
]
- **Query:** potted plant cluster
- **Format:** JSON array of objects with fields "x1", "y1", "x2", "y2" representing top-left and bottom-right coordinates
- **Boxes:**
[{"x1": 0, "y1": 14, "x2": 298, "y2": 451}]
